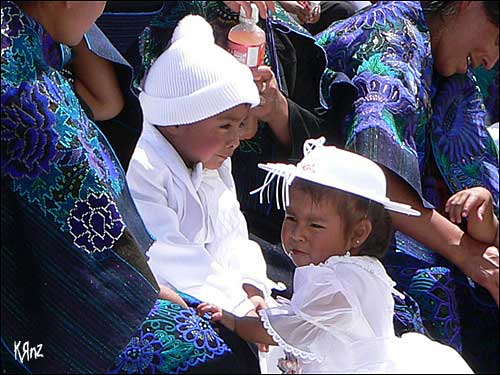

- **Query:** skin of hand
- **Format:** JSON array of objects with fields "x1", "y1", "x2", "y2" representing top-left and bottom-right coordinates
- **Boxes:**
[
  {"x1": 446, "y1": 187, "x2": 494, "y2": 224},
  {"x1": 239, "y1": 114, "x2": 259, "y2": 140},
  {"x1": 197, "y1": 302, "x2": 237, "y2": 331},
  {"x1": 250, "y1": 66, "x2": 291, "y2": 148},
  {"x1": 383, "y1": 168, "x2": 499, "y2": 306},
  {"x1": 242, "y1": 283, "x2": 270, "y2": 352},
  {"x1": 158, "y1": 284, "x2": 188, "y2": 308},
  {"x1": 223, "y1": 1, "x2": 277, "y2": 18},
  {"x1": 198, "y1": 302, "x2": 278, "y2": 345},
  {"x1": 279, "y1": 1, "x2": 307, "y2": 18},
  {"x1": 296, "y1": 2, "x2": 320, "y2": 24},
  {"x1": 446, "y1": 187, "x2": 499, "y2": 247}
]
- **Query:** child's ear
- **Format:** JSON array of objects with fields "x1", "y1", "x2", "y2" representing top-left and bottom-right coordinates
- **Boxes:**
[
  {"x1": 158, "y1": 125, "x2": 181, "y2": 137},
  {"x1": 348, "y1": 219, "x2": 372, "y2": 254}
]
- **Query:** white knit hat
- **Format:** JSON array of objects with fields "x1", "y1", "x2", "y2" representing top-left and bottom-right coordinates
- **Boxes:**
[{"x1": 139, "y1": 15, "x2": 260, "y2": 126}]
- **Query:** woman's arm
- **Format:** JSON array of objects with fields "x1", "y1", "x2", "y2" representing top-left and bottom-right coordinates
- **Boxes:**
[
  {"x1": 384, "y1": 168, "x2": 499, "y2": 306},
  {"x1": 71, "y1": 38, "x2": 125, "y2": 121}
]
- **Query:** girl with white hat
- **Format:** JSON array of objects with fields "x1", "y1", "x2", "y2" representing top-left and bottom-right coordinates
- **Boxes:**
[
  {"x1": 197, "y1": 137, "x2": 473, "y2": 373},
  {"x1": 127, "y1": 14, "x2": 282, "y2": 321}
]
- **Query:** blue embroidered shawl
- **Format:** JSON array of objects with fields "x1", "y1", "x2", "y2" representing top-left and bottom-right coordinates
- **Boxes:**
[
  {"x1": 316, "y1": 1, "x2": 499, "y2": 261},
  {"x1": 317, "y1": 1, "x2": 498, "y2": 217},
  {"x1": 1, "y1": 2, "x2": 158, "y2": 372}
]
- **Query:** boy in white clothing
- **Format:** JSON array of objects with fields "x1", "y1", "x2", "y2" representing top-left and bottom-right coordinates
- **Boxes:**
[{"x1": 127, "y1": 15, "x2": 281, "y2": 318}]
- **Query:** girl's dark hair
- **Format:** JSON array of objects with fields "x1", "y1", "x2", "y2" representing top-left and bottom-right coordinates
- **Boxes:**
[
  {"x1": 421, "y1": 1, "x2": 499, "y2": 27},
  {"x1": 291, "y1": 178, "x2": 394, "y2": 260}
]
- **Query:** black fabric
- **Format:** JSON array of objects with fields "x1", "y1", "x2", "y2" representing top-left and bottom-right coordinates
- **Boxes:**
[
  {"x1": 183, "y1": 325, "x2": 261, "y2": 374},
  {"x1": 251, "y1": 234, "x2": 296, "y2": 299}
]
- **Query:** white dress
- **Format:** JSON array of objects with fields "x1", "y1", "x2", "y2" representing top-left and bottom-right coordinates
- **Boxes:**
[
  {"x1": 260, "y1": 256, "x2": 473, "y2": 373},
  {"x1": 127, "y1": 121, "x2": 281, "y2": 316}
]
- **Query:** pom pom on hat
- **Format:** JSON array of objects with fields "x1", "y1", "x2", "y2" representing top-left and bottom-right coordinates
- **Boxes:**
[
  {"x1": 140, "y1": 15, "x2": 260, "y2": 126},
  {"x1": 171, "y1": 14, "x2": 215, "y2": 44}
]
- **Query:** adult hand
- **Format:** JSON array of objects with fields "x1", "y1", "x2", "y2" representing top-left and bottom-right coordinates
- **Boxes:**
[
  {"x1": 459, "y1": 240, "x2": 499, "y2": 306},
  {"x1": 306, "y1": 2, "x2": 321, "y2": 24},
  {"x1": 251, "y1": 66, "x2": 286, "y2": 124},
  {"x1": 239, "y1": 114, "x2": 259, "y2": 140},
  {"x1": 279, "y1": 1, "x2": 307, "y2": 18},
  {"x1": 223, "y1": 1, "x2": 276, "y2": 19},
  {"x1": 295, "y1": 1, "x2": 321, "y2": 24},
  {"x1": 250, "y1": 65, "x2": 291, "y2": 147}
]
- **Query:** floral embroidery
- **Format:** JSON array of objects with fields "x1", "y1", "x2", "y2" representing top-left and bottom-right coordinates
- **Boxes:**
[
  {"x1": 432, "y1": 73, "x2": 487, "y2": 164},
  {"x1": 1, "y1": 3, "x2": 23, "y2": 51},
  {"x1": 68, "y1": 192, "x2": 125, "y2": 253},
  {"x1": 2, "y1": 1, "x2": 125, "y2": 242},
  {"x1": 175, "y1": 308, "x2": 227, "y2": 352},
  {"x1": 1, "y1": 82, "x2": 59, "y2": 179},
  {"x1": 351, "y1": 72, "x2": 416, "y2": 146},
  {"x1": 112, "y1": 333, "x2": 165, "y2": 374},
  {"x1": 110, "y1": 300, "x2": 231, "y2": 374}
]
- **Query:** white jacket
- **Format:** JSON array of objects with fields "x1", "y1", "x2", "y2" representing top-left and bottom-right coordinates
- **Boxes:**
[{"x1": 127, "y1": 121, "x2": 280, "y2": 316}]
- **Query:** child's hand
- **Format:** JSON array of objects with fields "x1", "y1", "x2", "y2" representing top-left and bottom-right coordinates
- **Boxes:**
[
  {"x1": 445, "y1": 187, "x2": 494, "y2": 224},
  {"x1": 197, "y1": 302, "x2": 236, "y2": 331}
]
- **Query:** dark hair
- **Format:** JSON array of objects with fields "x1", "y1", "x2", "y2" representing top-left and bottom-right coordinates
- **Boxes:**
[
  {"x1": 291, "y1": 178, "x2": 394, "y2": 260},
  {"x1": 421, "y1": 1, "x2": 499, "y2": 26}
]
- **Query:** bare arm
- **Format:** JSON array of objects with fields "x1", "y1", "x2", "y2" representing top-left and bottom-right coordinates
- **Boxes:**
[
  {"x1": 197, "y1": 302, "x2": 277, "y2": 345},
  {"x1": 158, "y1": 284, "x2": 188, "y2": 308},
  {"x1": 234, "y1": 315, "x2": 277, "y2": 345},
  {"x1": 384, "y1": 168, "x2": 499, "y2": 305},
  {"x1": 71, "y1": 38, "x2": 125, "y2": 121},
  {"x1": 243, "y1": 283, "x2": 267, "y2": 310}
]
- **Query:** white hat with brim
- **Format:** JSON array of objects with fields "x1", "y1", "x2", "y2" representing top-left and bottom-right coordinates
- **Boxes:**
[{"x1": 251, "y1": 138, "x2": 420, "y2": 216}]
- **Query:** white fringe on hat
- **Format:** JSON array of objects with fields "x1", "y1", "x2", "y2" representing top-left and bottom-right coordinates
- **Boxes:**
[{"x1": 139, "y1": 15, "x2": 260, "y2": 126}]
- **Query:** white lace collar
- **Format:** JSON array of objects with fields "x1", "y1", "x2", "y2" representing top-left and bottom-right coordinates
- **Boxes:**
[{"x1": 322, "y1": 255, "x2": 397, "y2": 289}]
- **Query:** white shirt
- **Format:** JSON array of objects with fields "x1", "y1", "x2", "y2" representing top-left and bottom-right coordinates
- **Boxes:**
[
  {"x1": 127, "y1": 121, "x2": 280, "y2": 316},
  {"x1": 261, "y1": 256, "x2": 472, "y2": 373}
]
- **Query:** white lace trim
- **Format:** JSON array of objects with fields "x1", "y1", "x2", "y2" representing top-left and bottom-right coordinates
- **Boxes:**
[
  {"x1": 323, "y1": 256, "x2": 396, "y2": 289},
  {"x1": 258, "y1": 309, "x2": 321, "y2": 362}
]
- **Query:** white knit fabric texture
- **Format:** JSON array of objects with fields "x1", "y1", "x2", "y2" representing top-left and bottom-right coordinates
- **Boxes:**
[{"x1": 139, "y1": 15, "x2": 260, "y2": 126}]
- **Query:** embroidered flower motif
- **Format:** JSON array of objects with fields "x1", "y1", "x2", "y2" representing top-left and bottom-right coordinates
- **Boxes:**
[
  {"x1": 431, "y1": 73, "x2": 487, "y2": 164},
  {"x1": 78, "y1": 127, "x2": 122, "y2": 194},
  {"x1": 1, "y1": 4, "x2": 23, "y2": 51},
  {"x1": 111, "y1": 333, "x2": 164, "y2": 374},
  {"x1": 351, "y1": 72, "x2": 416, "y2": 145},
  {"x1": 1, "y1": 82, "x2": 59, "y2": 179},
  {"x1": 67, "y1": 192, "x2": 125, "y2": 253},
  {"x1": 349, "y1": 1, "x2": 420, "y2": 31},
  {"x1": 175, "y1": 308, "x2": 226, "y2": 351}
]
